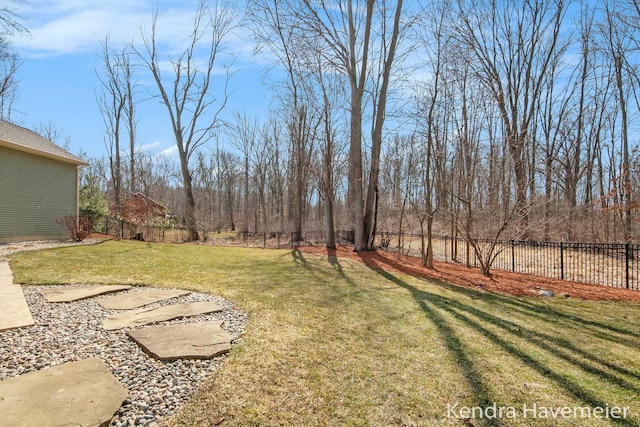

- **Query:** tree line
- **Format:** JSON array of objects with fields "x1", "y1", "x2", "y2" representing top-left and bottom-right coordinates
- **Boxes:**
[{"x1": 55, "y1": 0, "x2": 640, "y2": 271}]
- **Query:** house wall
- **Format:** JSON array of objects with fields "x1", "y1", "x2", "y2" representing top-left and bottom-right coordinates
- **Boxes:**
[{"x1": 0, "y1": 145, "x2": 78, "y2": 243}]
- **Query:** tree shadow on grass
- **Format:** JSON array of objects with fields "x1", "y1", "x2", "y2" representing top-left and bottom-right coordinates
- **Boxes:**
[
  {"x1": 358, "y1": 252, "x2": 640, "y2": 427},
  {"x1": 327, "y1": 247, "x2": 341, "y2": 270},
  {"x1": 368, "y1": 252, "x2": 640, "y2": 344},
  {"x1": 291, "y1": 248, "x2": 309, "y2": 269},
  {"x1": 289, "y1": 249, "x2": 361, "y2": 300}
]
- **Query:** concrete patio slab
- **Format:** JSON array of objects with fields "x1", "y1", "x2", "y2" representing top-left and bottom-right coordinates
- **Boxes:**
[
  {"x1": 98, "y1": 288, "x2": 190, "y2": 310},
  {"x1": 0, "y1": 261, "x2": 34, "y2": 332},
  {"x1": 40, "y1": 285, "x2": 132, "y2": 303},
  {"x1": 0, "y1": 357, "x2": 128, "y2": 427},
  {"x1": 127, "y1": 321, "x2": 232, "y2": 360},
  {"x1": 102, "y1": 301, "x2": 223, "y2": 330}
]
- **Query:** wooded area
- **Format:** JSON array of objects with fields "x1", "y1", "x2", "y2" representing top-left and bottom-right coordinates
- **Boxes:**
[{"x1": 78, "y1": 0, "x2": 640, "y2": 273}]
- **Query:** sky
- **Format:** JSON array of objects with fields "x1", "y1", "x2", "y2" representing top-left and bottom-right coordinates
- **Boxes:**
[{"x1": 8, "y1": 0, "x2": 271, "y2": 160}]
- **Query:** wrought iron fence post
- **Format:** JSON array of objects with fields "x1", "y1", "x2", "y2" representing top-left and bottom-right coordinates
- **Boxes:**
[
  {"x1": 626, "y1": 242, "x2": 630, "y2": 289},
  {"x1": 444, "y1": 235, "x2": 448, "y2": 262},
  {"x1": 560, "y1": 242, "x2": 564, "y2": 280},
  {"x1": 511, "y1": 240, "x2": 515, "y2": 272}
]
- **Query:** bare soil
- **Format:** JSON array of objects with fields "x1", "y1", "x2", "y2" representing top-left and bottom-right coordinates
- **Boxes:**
[{"x1": 298, "y1": 245, "x2": 640, "y2": 302}]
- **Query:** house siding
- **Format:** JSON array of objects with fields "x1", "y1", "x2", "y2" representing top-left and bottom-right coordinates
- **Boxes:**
[{"x1": 0, "y1": 145, "x2": 78, "y2": 242}]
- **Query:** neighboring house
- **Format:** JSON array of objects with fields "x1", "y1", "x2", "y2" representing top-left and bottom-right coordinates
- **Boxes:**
[
  {"x1": 0, "y1": 121, "x2": 87, "y2": 243},
  {"x1": 110, "y1": 193, "x2": 168, "y2": 224}
]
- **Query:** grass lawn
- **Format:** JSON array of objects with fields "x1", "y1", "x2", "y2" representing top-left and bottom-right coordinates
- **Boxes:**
[{"x1": 9, "y1": 239, "x2": 640, "y2": 426}]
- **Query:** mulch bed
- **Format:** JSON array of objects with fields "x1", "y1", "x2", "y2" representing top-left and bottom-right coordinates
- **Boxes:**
[{"x1": 297, "y1": 245, "x2": 640, "y2": 303}]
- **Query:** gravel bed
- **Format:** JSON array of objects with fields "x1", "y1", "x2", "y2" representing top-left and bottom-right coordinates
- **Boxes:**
[
  {"x1": 0, "y1": 238, "x2": 103, "y2": 261},
  {"x1": 0, "y1": 285, "x2": 248, "y2": 427}
]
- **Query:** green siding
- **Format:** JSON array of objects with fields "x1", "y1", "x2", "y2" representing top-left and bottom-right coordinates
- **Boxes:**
[{"x1": 0, "y1": 145, "x2": 78, "y2": 241}]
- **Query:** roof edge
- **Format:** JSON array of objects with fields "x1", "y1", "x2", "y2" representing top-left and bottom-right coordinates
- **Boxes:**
[{"x1": 0, "y1": 139, "x2": 88, "y2": 166}]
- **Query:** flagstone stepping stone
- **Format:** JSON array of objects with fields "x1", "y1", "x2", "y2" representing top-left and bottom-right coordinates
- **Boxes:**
[
  {"x1": 98, "y1": 288, "x2": 190, "y2": 310},
  {"x1": 0, "y1": 357, "x2": 127, "y2": 427},
  {"x1": 40, "y1": 284, "x2": 132, "y2": 303},
  {"x1": 127, "y1": 321, "x2": 233, "y2": 360},
  {"x1": 0, "y1": 284, "x2": 34, "y2": 332},
  {"x1": 0, "y1": 262, "x2": 34, "y2": 332},
  {"x1": 102, "y1": 301, "x2": 223, "y2": 330},
  {"x1": 0, "y1": 261, "x2": 13, "y2": 282}
]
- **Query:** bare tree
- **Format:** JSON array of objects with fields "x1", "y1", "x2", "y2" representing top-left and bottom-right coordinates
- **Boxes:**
[
  {"x1": 0, "y1": 38, "x2": 20, "y2": 121},
  {"x1": 249, "y1": 0, "x2": 318, "y2": 244},
  {"x1": 34, "y1": 120, "x2": 72, "y2": 148},
  {"x1": 263, "y1": 115, "x2": 287, "y2": 234},
  {"x1": 0, "y1": 1, "x2": 27, "y2": 36},
  {"x1": 229, "y1": 112, "x2": 259, "y2": 234},
  {"x1": 96, "y1": 36, "x2": 127, "y2": 220},
  {"x1": 217, "y1": 146, "x2": 241, "y2": 232},
  {"x1": 379, "y1": 133, "x2": 416, "y2": 257},
  {"x1": 249, "y1": 0, "x2": 411, "y2": 250},
  {"x1": 598, "y1": 0, "x2": 637, "y2": 241},
  {"x1": 272, "y1": 0, "x2": 406, "y2": 251},
  {"x1": 135, "y1": 151, "x2": 178, "y2": 210},
  {"x1": 313, "y1": 58, "x2": 344, "y2": 249},
  {"x1": 412, "y1": 0, "x2": 452, "y2": 267},
  {"x1": 122, "y1": 52, "x2": 138, "y2": 194},
  {"x1": 0, "y1": 0, "x2": 27, "y2": 122},
  {"x1": 362, "y1": 0, "x2": 408, "y2": 250},
  {"x1": 537, "y1": 38, "x2": 575, "y2": 240},
  {"x1": 252, "y1": 125, "x2": 271, "y2": 235},
  {"x1": 193, "y1": 150, "x2": 218, "y2": 236},
  {"x1": 133, "y1": 0, "x2": 236, "y2": 241},
  {"x1": 453, "y1": 0, "x2": 567, "y2": 236}
]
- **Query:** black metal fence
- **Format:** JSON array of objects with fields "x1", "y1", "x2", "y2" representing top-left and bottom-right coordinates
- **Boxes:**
[
  {"x1": 86, "y1": 213, "x2": 640, "y2": 290},
  {"x1": 86, "y1": 212, "x2": 355, "y2": 248},
  {"x1": 381, "y1": 232, "x2": 640, "y2": 290},
  {"x1": 83, "y1": 213, "x2": 182, "y2": 242},
  {"x1": 222, "y1": 229, "x2": 355, "y2": 249}
]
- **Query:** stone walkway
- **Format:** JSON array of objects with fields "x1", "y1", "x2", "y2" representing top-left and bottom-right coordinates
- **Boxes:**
[
  {"x1": 0, "y1": 262, "x2": 34, "y2": 332},
  {"x1": 99, "y1": 289, "x2": 190, "y2": 310},
  {"x1": 127, "y1": 321, "x2": 233, "y2": 360},
  {"x1": 40, "y1": 284, "x2": 132, "y2": 302},
  {"x1": 0, "y1": 357, "x2": 128, "y2": 427},
  {"x1": 103, "y1": 301, "x2": 223, "y2": 330},
  {"x1": 0, "y1": 261, "x2": 237, "y2": 427}
]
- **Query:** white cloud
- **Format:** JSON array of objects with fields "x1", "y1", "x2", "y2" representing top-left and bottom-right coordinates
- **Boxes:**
[
  {"x1": 158, "y1": 144, "x2": 179, "y2": 159},
  {"x1": 136, "y1": 141, "x2": 180, "y2": 163},
  {"x1": 10, "y1": 0, "x2": 232, "y2": 58},
  {"x1": 137, "y1": 140, "x2": 166, "y2": 153},
  {"x1": 12, "y1": 0, "x2": 142, "y2": 56}
]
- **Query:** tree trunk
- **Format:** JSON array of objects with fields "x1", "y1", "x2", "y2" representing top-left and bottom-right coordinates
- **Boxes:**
[
  {"x1": 425, "y1": 214, "x2": 434, "y2": 269},
  {"x1": 397, "y1": 192, "x2": 407, "y2": 260},
  {"x1": 323, "y1": 133, "x2": 336, "y2": 249},
  {"x1": 363, "y1": 0, "x2": 403, "y2": 251},
  {"x1": 242, "y1": 156, "x2": 249, "y2": 234},
  {"x1": 510, "y1": 138, "x2": 529, "y2": 234},
  {"x1": 180, "y1": 162, "x2": 199, "y2": 241},
  {"x1": 324, "y1": 190, "x2": 336, "y2": 249},
  {"x1": 350, "y1": 90, "x2": 366, "y2": 251}
]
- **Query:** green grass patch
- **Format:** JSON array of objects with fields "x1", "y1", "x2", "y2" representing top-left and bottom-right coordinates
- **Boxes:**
[{"x1": 9, "y1": 240, "x2": 640, "y2": 426}]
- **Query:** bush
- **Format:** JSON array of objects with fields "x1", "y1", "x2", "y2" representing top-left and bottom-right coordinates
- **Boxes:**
[{"x1": 55, "y1": 215, "x2": 93, "y2": 241}]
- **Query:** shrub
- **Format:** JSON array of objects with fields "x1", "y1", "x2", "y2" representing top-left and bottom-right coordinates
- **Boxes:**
[{"x1": 55, "y1": 215, "x2": 93, "y2": 241}]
